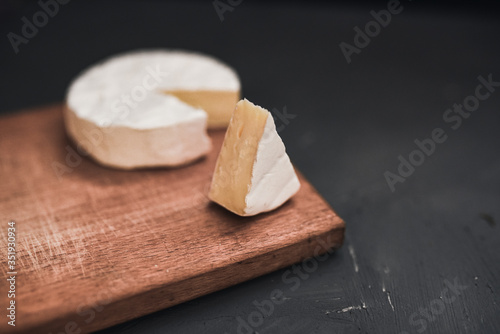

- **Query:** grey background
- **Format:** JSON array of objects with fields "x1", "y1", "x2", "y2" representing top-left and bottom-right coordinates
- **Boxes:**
[{"x1": 1, "y1": 1, "x2": 499, "y2": 333}]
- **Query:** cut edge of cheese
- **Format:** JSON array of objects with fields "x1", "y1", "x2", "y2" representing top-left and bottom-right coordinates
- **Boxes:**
[
  {"x1": 164, "y1": 89, "x2": 240, "y2": 128},
  {"x1": 209, "y1": 99, "x2": 300, "y2": 216}
]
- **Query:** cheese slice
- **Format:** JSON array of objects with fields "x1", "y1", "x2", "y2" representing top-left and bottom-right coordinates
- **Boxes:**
[
  {"x1": 209, "y1": 99, "x2": 300, "y2": 216},
  {"x1": 65, "y1": 49, "x2": 240, "y2": 169}
]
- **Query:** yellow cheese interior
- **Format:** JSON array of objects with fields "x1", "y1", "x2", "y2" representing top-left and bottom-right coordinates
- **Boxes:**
[
  {"x1": 208, "y1": 99, "x2": 269, "y2": 215},
  {"x1": 164, "y1": 90, "x2": 240, "y2": 128}
]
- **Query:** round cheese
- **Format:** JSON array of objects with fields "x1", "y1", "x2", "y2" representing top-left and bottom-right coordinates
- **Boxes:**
[{"x1": 65, "y1": 50, "x2": 240, "y2": 169}]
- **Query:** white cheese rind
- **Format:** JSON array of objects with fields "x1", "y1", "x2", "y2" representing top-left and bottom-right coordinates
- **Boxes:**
[
  {"x1": 64, "y1": 94, "x2": 211, "y2": 169},
  {"x1": 65, "y1": 49, "x2": 239, "y2": 169},
  {"x1": 244, "y1": 113, "x2": 300, "y2": 215},
  {"x1": 67, "y1": 49, "x2": 240, "y2": 129}
]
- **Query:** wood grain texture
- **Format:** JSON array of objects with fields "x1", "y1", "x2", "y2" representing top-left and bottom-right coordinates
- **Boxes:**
[{"x1": 0, "y1": 105, "x2": 345, "y2": 334}]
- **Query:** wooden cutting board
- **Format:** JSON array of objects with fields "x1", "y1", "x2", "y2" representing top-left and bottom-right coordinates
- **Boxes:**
[{"x1": 0, "y1": 105, "x2": 345, "y2": 334}]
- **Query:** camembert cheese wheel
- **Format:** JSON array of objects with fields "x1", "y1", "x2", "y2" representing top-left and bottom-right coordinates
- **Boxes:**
[
  {"x1": 64, "y1": 50, "x2": 240, "y2": 169},
  {"x1": 209, "y1": 99, "x2": 300, "y2": 216}
]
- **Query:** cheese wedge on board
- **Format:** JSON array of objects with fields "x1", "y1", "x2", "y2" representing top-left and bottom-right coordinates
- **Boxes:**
[
  {"x1": 209, "y1": 99, "x2": 300, "y2": 216},
  {"x1": 64, "y1": 50, "x2": 240, "y2": 169}
]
